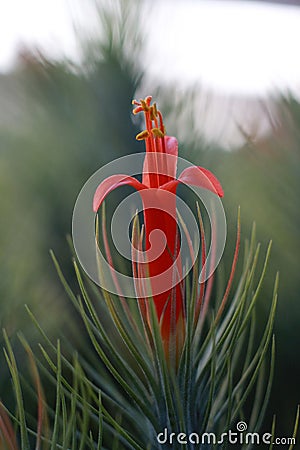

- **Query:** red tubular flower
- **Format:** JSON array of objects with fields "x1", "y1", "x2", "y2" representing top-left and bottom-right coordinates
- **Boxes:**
[{"x1": 93, "y1": 96, "x2": 223, "y2": 355}]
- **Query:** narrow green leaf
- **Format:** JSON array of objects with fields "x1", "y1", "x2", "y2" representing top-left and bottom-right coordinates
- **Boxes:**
[{"x1": 3, "y1": 329, "x2": 30, "y2": 450}]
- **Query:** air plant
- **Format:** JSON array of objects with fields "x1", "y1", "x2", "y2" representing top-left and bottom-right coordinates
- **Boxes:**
[{"x1": 1, "y1": 97, "x2": 295, "y2": 450}]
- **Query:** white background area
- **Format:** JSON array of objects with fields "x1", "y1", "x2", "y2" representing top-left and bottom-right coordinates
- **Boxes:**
[{"x1": 1, "y1": 0, "x2": 300, "y2": 96}]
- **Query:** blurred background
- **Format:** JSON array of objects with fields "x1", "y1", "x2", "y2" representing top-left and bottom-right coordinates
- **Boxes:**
[{"x1": 0, "y1": 0, "x2": 299, "y2": 438}]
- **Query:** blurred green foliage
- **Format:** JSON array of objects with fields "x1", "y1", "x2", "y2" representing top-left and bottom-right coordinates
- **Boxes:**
[
  {"x1": 0, "y1": 3, "x2": 141, "y2": 409},
  {"x1": 0, "y1": 0, "x2": 299, "y2": 439}
]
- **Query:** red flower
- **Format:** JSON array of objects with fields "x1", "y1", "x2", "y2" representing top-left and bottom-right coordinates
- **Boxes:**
[{"x1": 93, "y1": 96, "x2": 223, "y2": 354}]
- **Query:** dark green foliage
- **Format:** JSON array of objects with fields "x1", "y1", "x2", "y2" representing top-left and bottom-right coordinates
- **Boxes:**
[{"x1": 1, "y1": 219, "x2": 283, "y2": 449}]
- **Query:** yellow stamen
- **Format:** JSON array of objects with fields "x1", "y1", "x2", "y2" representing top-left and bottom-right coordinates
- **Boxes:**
[
  {"x1": 136, "y1": 130, "x2": 150, "y2": 141},
  {"x1": 140, "y1": 99, "x2": 150, "y2": 112},
  {"x1": 150, "y1": 106, "x2": 155, "y2": 121},
  {"x1": 150, "y1": 103, "x2": 158, "y2": 121},
  {"x1": 151, "y1": 128, "x2": 165, "y2": 138}
]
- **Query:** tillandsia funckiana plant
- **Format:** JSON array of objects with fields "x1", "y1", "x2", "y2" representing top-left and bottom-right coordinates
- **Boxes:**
[{"x1": 1, "y1": 96, "x2": 298, "y2": 450}]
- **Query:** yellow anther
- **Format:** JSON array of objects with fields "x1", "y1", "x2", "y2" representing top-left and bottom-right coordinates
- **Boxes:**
[
  {"x1": 140, "y1": 99, "x2": 150, "y2": 112},
  {"x1": 136, "y1": 130, "x2": 150, "y2": 140},
  {"x1": 151, "y1": 128, "x2": 165, "y2": 138},
  {"x1": 150, "y1": 106, "x2": 156, "y2": 121}
]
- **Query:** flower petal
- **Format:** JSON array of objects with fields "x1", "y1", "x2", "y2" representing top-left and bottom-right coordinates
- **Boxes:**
[
  {"x1": 164, "y1": 136, "x2": 178, "y2": 180},
  {"x1": 159, "y1": 179, "x2": 180, "y2": 194},
  {"x1": 179, "y1": 166, "x2": 224, "y2": 197},
  {"x1": 160, "y1": 166, "x2": 224, "y2": 197},
  {"x1": 142, "y1": 136, "x2": 178, "y2": 188},
  {"x1": 93, "y1": 174, "x2": 147, "y2": 212}
]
